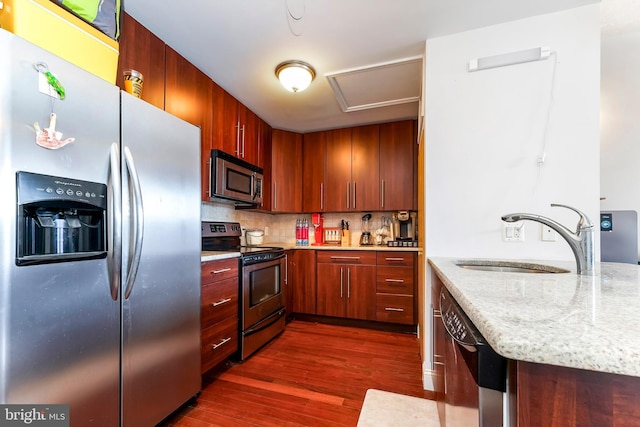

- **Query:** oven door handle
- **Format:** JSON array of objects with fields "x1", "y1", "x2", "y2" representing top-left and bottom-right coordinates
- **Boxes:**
[{"x1": 244, "y1": 308, "x2": 286, "y2": 337}]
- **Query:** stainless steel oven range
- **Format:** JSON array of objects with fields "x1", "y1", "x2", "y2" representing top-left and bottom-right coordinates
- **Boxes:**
[{"x1": 202, "y1": 221, "x2": 286, "y2": 360}]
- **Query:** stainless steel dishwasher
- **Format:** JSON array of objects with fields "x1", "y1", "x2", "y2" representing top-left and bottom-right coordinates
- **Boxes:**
[{"x1": 439, "y1": 288, "x2": 509, "y2": 427}]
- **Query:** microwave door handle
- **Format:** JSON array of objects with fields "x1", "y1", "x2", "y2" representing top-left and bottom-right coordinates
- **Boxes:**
[
  {"x1": 123, "y1": 146, "x2": 145, "y2": 300},
  {"x1": 252, "y1": 173, "x2": 258, "y2": 201},
  {"x1": 108, "y1": 143, "x2": 122, "y2": 301}
]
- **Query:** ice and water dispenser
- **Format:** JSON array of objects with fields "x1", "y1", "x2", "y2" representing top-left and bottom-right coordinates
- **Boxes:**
[{"x1": 16, "y1": 171, "x2": 107, "y2": 265}]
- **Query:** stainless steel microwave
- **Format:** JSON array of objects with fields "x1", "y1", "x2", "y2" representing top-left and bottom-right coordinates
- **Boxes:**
[{"x1": 210, "y1": 149, "x2": 263, "y2": 206}]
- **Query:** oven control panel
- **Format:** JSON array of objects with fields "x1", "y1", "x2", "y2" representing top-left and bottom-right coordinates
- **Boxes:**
[{"x1": 202, "y1": 221, "x2": 242, "y2": 237}]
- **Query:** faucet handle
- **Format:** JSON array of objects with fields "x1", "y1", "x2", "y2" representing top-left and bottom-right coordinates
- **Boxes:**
[{"x1": 550, "y1": 203, "x2": 594, "y2": 232}]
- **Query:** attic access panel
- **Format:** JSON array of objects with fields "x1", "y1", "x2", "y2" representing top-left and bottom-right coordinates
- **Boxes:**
[{"x1": 326, "y1": 56, "x2": 422, "y2": 113}]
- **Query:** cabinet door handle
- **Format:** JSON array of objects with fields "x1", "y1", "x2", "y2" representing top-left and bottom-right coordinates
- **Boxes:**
[
  {"x1": 212, "y1": 297, "x2": 232, "y2": 307},
  {"x1": 212, "y1": 337, "x2": 232, "y2": 350},
  {"x1": 385, "y1": 257, "x2": 405, "y2": 262},
  {"x1": 384, "y1": 307, "x2": 404, "y2": 312},
  {"x1": 346, "y1": 182, "x2": 350, "y2": 209},
  {"x1": 235, "y1": 122, "x2": 241, "y2": 155},
  {"x1": 381, "y1": 179, "x2": 385, "y2": 209},
  {"x1": 353, "y1": 181, "x2": 357, "y2": 209},
  {"x1": 330, "y1": 256, "x2": 361, "y2": 260},
  {"x1": 340, "y1": 267, "x2": 344, "y2": 298},
  {"x1": 212, "y1": 268, "x2": 232, "y2": 274},
  {"x1": 347, "y1": 267, "x2": 351, "y2": 298},
  {"x1": 320, "y1": 183, "x2": 324, "y2": 210},
  {"x1": 207, "y1": 159, "x2": 212, "y2": 197},
  {"x1": 273, "y1": 182, "x2": 277, "y2": 210},
  {"x1": 241, "y1": 124, "x2": 246, "y2": 158},
  {"x1": 385, "y1": 278, "x2": 405, "y2": 283}
]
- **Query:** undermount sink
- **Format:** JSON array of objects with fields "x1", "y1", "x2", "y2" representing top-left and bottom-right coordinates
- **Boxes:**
[{"x1": 455, "y1": 260, "x2": 570, "y2": 274}]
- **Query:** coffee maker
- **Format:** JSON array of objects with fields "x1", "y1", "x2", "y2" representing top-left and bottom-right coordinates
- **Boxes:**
[
  {"x1": 391, "y1": 211, "x2": 417, "y2": 242},
  {"x1": 312, "y1": 213, "x2": 324, "y2": 245}
]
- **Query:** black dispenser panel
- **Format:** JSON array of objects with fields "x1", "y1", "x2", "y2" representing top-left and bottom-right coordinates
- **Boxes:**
[{"x1": 16, "y1": 172, "x2": 108, "y2": 266}]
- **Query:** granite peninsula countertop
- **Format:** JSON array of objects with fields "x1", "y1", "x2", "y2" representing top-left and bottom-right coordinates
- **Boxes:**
[{"x1": 428, "y1": 257, "x2": 640, "y2": 377}]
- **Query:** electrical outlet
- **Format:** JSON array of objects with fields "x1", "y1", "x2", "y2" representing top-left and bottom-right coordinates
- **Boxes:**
[
  {"x1": 541, "y1": 225, "x2": 556, "y2": 241},
  {"x1": 503, "y1": 222, "x2": 525, "y2": 242},
  {"x1": 264, "y1": 226, "x2": 269, "y2": 236}
]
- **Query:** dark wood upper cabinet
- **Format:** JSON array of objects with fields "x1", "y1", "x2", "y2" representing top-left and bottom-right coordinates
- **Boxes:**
[
  {"x1": 379, "y1": 120, "x2": 417, "y2": 211},
  {"x1": 351, "y1": 124, "x2": 380, "y2": 211},
  {"x1": 165, "y1": 47, "x2": 215, "y2": 201},
  {"x1": 116, "y1": 13, "x2": 165, "y2": 110},
  {"x1": 324, "y1": 128, "x2": 352, "y2": 212},
  {"x1": 302, "y1": 131, "x2": 326, "y2": 212},
  {"x1": 271, "y1": 129, "x2": 302, "y2": 212},
  {"x1": 257, "y1": 118, "x2": 272, "y2": 211}
]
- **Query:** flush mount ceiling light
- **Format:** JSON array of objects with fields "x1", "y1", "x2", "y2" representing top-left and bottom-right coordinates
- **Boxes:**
[{"x1": 275, "y1": 60, "x2": 315, "y2": 93}]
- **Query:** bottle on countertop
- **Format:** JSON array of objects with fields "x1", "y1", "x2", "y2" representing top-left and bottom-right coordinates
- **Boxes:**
[
  {"x1": 296, "y1": 219, "x2": 302, "y2": 246},
  {"x1": 302, "y1": 219, "x2": 309, "y2": 246}
]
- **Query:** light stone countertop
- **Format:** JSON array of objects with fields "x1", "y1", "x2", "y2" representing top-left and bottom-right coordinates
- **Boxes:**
[
  {"x1": 428, "y1": 257, "x2": 640, "y2": 377},
  {"x1": 201, "y1": 251, "x2": 241, "y2": 262},
  {"x1": 276, "y1": 243, "x2": 420, "y2": 252}
]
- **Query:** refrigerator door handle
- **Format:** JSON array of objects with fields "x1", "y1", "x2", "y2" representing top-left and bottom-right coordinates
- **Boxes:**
[
  {"x1": 108, "y1": 143, "x2": 122, "y2": 301},
  {"x1": 123, "y1": 146, "x2": 145, "y2": 300}
]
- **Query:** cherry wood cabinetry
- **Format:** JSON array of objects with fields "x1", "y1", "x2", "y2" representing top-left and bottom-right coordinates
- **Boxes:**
[
  {"x1": 375, "y1": 252, "x2": 416, "y2": 325},
  {"x1": 287, "y1": 250, "x2": 317, "y2": 315},
  {"x1": 379, "y1": 120, "x2": 417, "y2": 211},
  {"x1": 200, "y1": 258, "x2": 240, "y2": 374},
  {"x1": 317, "y1": 121, "x2": 416, "y2": 212},
  {"x1": 217, "y1": 92, "x2": 260, "y2": 165},
  {"x1": 302, "y1": 131, "x2": 326, "y2": 212},
  {"x1": 432, "y1": 272, "x2": 446, "y2": 427},
  {"x1": 516, "y1": 362, "x2": 640, "y2": 427},
  {"x1": 271, "y1": 129, "x2": 302, "y2": 212},
  {"x1": 116, "y1": 13, "x2": 166, "y2": 110},
  {"x1": 324, "y1": 128, "x2": 353, "y2": 212},
  {"x1": 165, "y1": 47, "x2": 216, "y2": 201},
  {"x1": 257, "y1": 118, "x2": 272, "y2": 211},
  {"x1": 351, "y1": 124, "x2": 380, "y2": 211},
  {"x1": 316, "y1": 251, "x2": 376, "y2": 320}
]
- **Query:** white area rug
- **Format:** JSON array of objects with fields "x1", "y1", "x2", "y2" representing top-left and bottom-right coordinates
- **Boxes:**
[{"x1": 356, "y1": 389, "x2": 440, "y2": 427}]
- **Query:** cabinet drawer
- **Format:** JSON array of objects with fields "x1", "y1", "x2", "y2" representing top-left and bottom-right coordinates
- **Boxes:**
[
  {"x1": 201, "y1": 277, "x2": 239, "y2": 329},
  {"x1": 201, "y1": 316, "x2": 238, "y2": 373},
  {"x1": 376, "y1": 251, "x2": 415, "y2": 267},
  {"x1": 377, "y1": 266, "x2": 414, "y2": 295},
  {"x1": 201, "y1": 258, "x2": 239, "y2": 285},
  {"x1": 376, "y1": 294, "x2": 414, "y2": 325},
  {"x1": 317, "y1": 251, "x2": 376, "y2": 265}
]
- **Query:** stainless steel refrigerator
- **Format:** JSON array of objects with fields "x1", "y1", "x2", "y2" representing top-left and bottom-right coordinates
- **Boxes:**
[{"x1": 0, "y1": 30, "x2": 202, "y2": 426}]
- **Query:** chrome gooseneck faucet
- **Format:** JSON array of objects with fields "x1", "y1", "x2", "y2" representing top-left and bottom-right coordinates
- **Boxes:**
[{"x1": 501, "y1": 203, "x2": 595, "y2": 275}]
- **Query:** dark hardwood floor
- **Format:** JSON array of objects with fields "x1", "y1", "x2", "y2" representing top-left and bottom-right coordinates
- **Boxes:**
[{"x1": 160, "y1": 320, "x2": 431, "y2": 426}]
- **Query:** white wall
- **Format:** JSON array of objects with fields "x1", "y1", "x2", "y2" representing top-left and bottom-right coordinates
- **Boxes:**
[
  {"x1": 425, "y1": 5, "x2": 600, "y2": 261},
  {"x1": 600, "y1": 22, "x2": 640, "y2": 259},
  {"x1": 420, "y1": 4, "x2": 601, "y2": 389}
]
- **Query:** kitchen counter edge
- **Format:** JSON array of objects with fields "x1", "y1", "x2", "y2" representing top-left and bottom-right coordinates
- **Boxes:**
[{"x1": 201, "y1": 251, "x2": 241, "y2": 262}]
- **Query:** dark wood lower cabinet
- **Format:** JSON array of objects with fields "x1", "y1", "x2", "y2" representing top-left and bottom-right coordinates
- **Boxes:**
[
  {"x1": 517, "y1": 361, "x2": 640, "y2": 427},
  {"x1": 288, "y1": 249, "x2": 317, "y2": 315}
]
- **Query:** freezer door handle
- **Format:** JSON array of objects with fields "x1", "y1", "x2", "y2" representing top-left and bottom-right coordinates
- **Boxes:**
[
  {"x1": 108, "y1": 143, "x2": 122, "y2": 301},
  {"x1": 123, "y1": 146, "x2": 145, "y2": 300}
]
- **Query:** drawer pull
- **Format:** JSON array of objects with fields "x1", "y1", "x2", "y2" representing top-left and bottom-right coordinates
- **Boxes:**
[
  {"x1": 385, "y1": 257, "x2": 405, "y2": 262},
  {"x1": 212, "y1": 337, "x2": 232, "y2": 350},
  {"x1": 212, "y1": 267, "x2": 232, "y2": 274},
  {"x1": 385, "y1": 278, "x2": 405, "y2": 283},
  {"x1": 330, "y1": 256, "x2": 361, "y2": 260},
  {"x1": 212, "y1": 298, "x2": 232, "y2": 307},
  {"x1": 384, "y1": 307, "x2": 404, "y2": 312}
]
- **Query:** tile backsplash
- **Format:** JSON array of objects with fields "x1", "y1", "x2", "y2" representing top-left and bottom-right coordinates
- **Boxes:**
[{"x1": 201, "y1": 201, "x2": 399, "y2": 246}]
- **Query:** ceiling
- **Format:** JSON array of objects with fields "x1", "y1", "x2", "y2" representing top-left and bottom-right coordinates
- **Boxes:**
[{"x1": 124, "y1": 0, "x2": 598, "y2": 133}]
